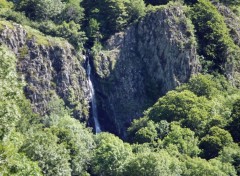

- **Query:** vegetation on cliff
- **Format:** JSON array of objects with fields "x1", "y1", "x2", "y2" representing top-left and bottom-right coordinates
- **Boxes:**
[{"x1": 0, "y1": 0, "x2": 240, "y2": 175}]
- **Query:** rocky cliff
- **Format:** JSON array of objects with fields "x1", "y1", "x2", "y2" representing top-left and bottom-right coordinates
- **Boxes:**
[
  {"x1": 216, "y1": 4, "x2": 240, "y2": 87},
  {"x1": 0, "y1": 21, "x2": 91, "y2": 120},
  {"x1": 92, "y1": 5, "x2": 199, "y2": 136},
  {"x1": 0, "y1": 5, "x2": 205, "y2": 136}
]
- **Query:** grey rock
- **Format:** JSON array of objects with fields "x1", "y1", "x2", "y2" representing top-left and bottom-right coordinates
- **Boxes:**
[
  {"x1": 0, "y1": 22, "x2": 91, "y2": 120},
  {"x1": 93, "y1": 5, "x2": 200, "y2": 136},
  {"x1": 216, "y1": 4, "x2": 240, "y2": 87}
]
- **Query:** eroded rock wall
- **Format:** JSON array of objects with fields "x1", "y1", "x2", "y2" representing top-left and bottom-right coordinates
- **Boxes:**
[
  {"x1": 0, "y1": 22, "x2": 90, "y2": 120},
  {"x1": 93, "y1": 5, "x2": 200, "y2": 136}
]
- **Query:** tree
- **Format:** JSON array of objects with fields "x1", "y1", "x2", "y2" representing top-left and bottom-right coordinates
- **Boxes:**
[
  {"x1": 219, "y1": 144, "x2": 240, "y2": 175},
  {"x1": 20, "y1": 129, "x2": 71, "y2": 176},
  {"x1": 91, "y1": 133, "x2": 132, "y2": 176},
  {"x1": 145, "y1": 90, "x2": 211, "y2": 134},
  {"x1": 183, "y1": 157, "x2": 236, "y2": 176},
  {"x1": 123, "y1": 150, "x2": 182, "y2": 176},
  {"x1": 127, "y1": 0, "x2": 146, "y2": 23},
  {"x1": 227, "y1": 99, "x2": 240, "y2": 142},
  {"x1": 184, "y1": 74, "x2": 216, "y2": 98},
  {"x1": 83, "y1": 0, "x2": 145, "y2": 41},
  {"x1": 59, "y1": 0, "x2": 84, "y2": 24},
  {"x1": 17, "y1": 0, "x2": 65, "y2": 21},
  {"x1": 0, "y1": 138, "x2": 42, "y2": 176},
  {"x1": 190, "y1": 0, "x2": 238, "y2": 73},
  {"x1": 43, "y1": 96, "x2": 95, "y2": 175},
  {"x1": 0, "y1": 0, "x2": 13, "y2": 8},
  {"x1": 200, "y1": 127, "x2": 233, "y2": 159},
  {"x1": 50, "y1": 117, "x2": 95, "y2": 175},
  {"x1": 163, "y1": 123, "x2": 200, "y2": 157},
  {"x1": 0, "y1": 46, "x2": 25, "y2": 139}
]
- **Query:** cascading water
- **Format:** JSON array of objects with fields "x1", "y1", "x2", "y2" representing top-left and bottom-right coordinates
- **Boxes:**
[{"x1": 87, "y1": 56, "x2": 101, "y2": 133}]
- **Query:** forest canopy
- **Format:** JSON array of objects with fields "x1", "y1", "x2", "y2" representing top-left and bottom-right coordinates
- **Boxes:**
[{"x1": 0, "y1": 0, "x2": 240, "y2": 175}]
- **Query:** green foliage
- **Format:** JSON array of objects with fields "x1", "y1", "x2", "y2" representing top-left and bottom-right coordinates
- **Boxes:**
[
  {"x1": 1, "y1": 0, "x2": 240, "y2": 175},
  {"x1": 59, "y1": 0, "x2": 84, "y2": 24},
  {"x1": 0, "y1": 0, "x2": 13, "y2": 8},
  {"x1": 127, "y1": 0, "x2": 146, "y2": 23},
  {"x1": 43, "y1": 96, "x2": 95, "y2": 175},
  {"x1": 190, "y1": 0, "x2": 238, "y2": 72},
  {"x1": 51, "y1": 119, "x2": 94, "y2": 175},
  {"x1": 183, "y1": 157, "x2": 237, "y2": 176},
  {"x1": 91, "y1": 132, "x2": 132, "y2": 176},
  {"x1": 163, "y1": 123, "x2": 200, "y2": 157},
  {"x1": 145, "y1": 90, "x2": 211, "y2": 134},
  {"x1": 0, "y1": 46, "x2": 25, "y2": 139},
  {"x1": 20, "y1": 129, "x2": 72, "y2": 176},
  {"x1": 17, "y1": 0, "x2": 65, "y2": 21},
  {"x1": 127, "y1": 117, "x2": 170, "y2": 144},
  {"x1": 182, "y1": 74, "x2": 216, "y2": 98},
  {"x1": 83, "y1": 0, "x2": 145, "y2": 42},
  {"x1": 219, "y1": 144, "x2": 240, "y2": 175},
  {"x1": 200, "y1": 127, "x2": 233, "y2": 159},
  {"x1": 123, "y1": 150, "x2": 182, "y2": 176},
  {"x1": 0, "y1": 132, "x2": 42, "y2": 176},
  {"x1": 227, "y1": 98, "x2": 240, "y2": 142}
]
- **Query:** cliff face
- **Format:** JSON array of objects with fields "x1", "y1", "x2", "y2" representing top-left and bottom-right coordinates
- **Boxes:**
[
  {"x1": 216, "y1": 4, "x2": 240, "y2": 87},
  {"x1": 0, "y1": 5, "x2": 203, "y2": 136},
  {"x1": 0, "y1": 21, "x2": 91, "y2": 120},
  {"x1": 93, "y1": 5, "x2": 199, "y2": 135}
]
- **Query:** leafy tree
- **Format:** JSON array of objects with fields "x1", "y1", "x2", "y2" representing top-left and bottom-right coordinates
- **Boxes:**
[
  {"x1": 0, "y1": 135, "x2": 42, "y2": 176},
  {"x1": 219, "y1": 144, "x2": 240, "y2": 175},
  {"x1": 43, "y1": 96, "x2": 95, "y2": 175},
  {"x1": 86, "y1": 18, "x2": 102, "y2": 44},
  {"x1": 123, "y1": 150, "x2": 182, "y2": 176},
  {"x1": 20, "y1": 129, "x2": 71, "y2": 176},
  {"x1": 190, "y1": 0, "x2": 238, "y2": 73},
  {"x1": 163, "y1": 123, "x2": 200, "y2": 157},
  {"x1": 60, "y1": 0, "x2": 84, "y2": 24},
  {"x1": 183, "y1": 157, "x2": 237, "y2": 176},
  {"x1": 200, "y1": 127, "x2": 233, "y2": 159},
  {"x1": 127, "y1": 117, "x2": 159, "y2": 143},
  {"x1": 0, "y1": 46, "x2": 25, "y2": 139},
  {"x1": 91, "y1": 132, "x2": 132, "y2": 176},
  {"x1": 183, "y1": 74, "x2": 216, "y2": 98},
  {"x1": 227, "y1": 99, "x2": 240, "y2": 142},
  {"x1": 145, "y1": 90, "x2": 211, "y2": 134},
  {"x1": 0, "y1": 0, "x2": 13, "y2": 8},
  {"x1": 134, "y1": 121, "x2": 158, "y2": 143},
  {"x1": 128, "y1": 117, "x2": 169, "y2": 144},
  {"x1": 50, "y1": 118, "x2": 94, "y2": 175},
  {"x1": 127, "y1": 0, "x2": 146, "y2": 23},
  {"x1": 17, "y1": 0, "x2": 65, "y2": 21},
  {"x1": 83, "y1": 0, "x2": 145, "y2": 42}
]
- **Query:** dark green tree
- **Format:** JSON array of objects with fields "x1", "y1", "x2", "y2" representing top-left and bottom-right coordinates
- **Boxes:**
[
  {"x1": 91, "y1": 132, "x2": 132, "y2": 176},
  {"x1": 227, "y1": 99, "x2": 240, "y2": 142},
  {"x1": 200, "y1": 127, "x2": 233, "y2": 159},
  {"x1": 191, "y1": 0, "x2": 238, "y2": 73}
]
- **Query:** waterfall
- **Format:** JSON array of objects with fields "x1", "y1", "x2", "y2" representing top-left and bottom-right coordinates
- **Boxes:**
[{"x1": 87, "y1": 56, "x2": 101, "y2": 133}]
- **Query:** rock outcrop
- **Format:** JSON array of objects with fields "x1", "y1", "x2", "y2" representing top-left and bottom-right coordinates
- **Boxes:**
[
  {"x1": 0, "y1": 21, "x2": 90, "y2": 120},
  {"x1": 93, "y1": 5, "x2": 200, "y2": 136},
  {"x1": 216, "y1": 4, "x2": 240, "y2": 87}
]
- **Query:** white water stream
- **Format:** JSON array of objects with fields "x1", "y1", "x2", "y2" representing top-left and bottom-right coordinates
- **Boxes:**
[{"x1": 87, "y1": 58, "x2": 101, "y2": 133}]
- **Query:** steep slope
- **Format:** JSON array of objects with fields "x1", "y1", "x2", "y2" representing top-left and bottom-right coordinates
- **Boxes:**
[
  {"x1": 92, "y1": 4, "x2": 200, "y2": 135},
  {"x1": 0, "y1": 21, "x2": 90, "y2": 120},
  {"x1": 216, "y1": 4, "x2": 240, "y2": 87}
]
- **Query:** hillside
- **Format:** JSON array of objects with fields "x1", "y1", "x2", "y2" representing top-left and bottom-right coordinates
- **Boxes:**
[{"x1": 0, "y1": 0, "x2": 240, "y2": 175}]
